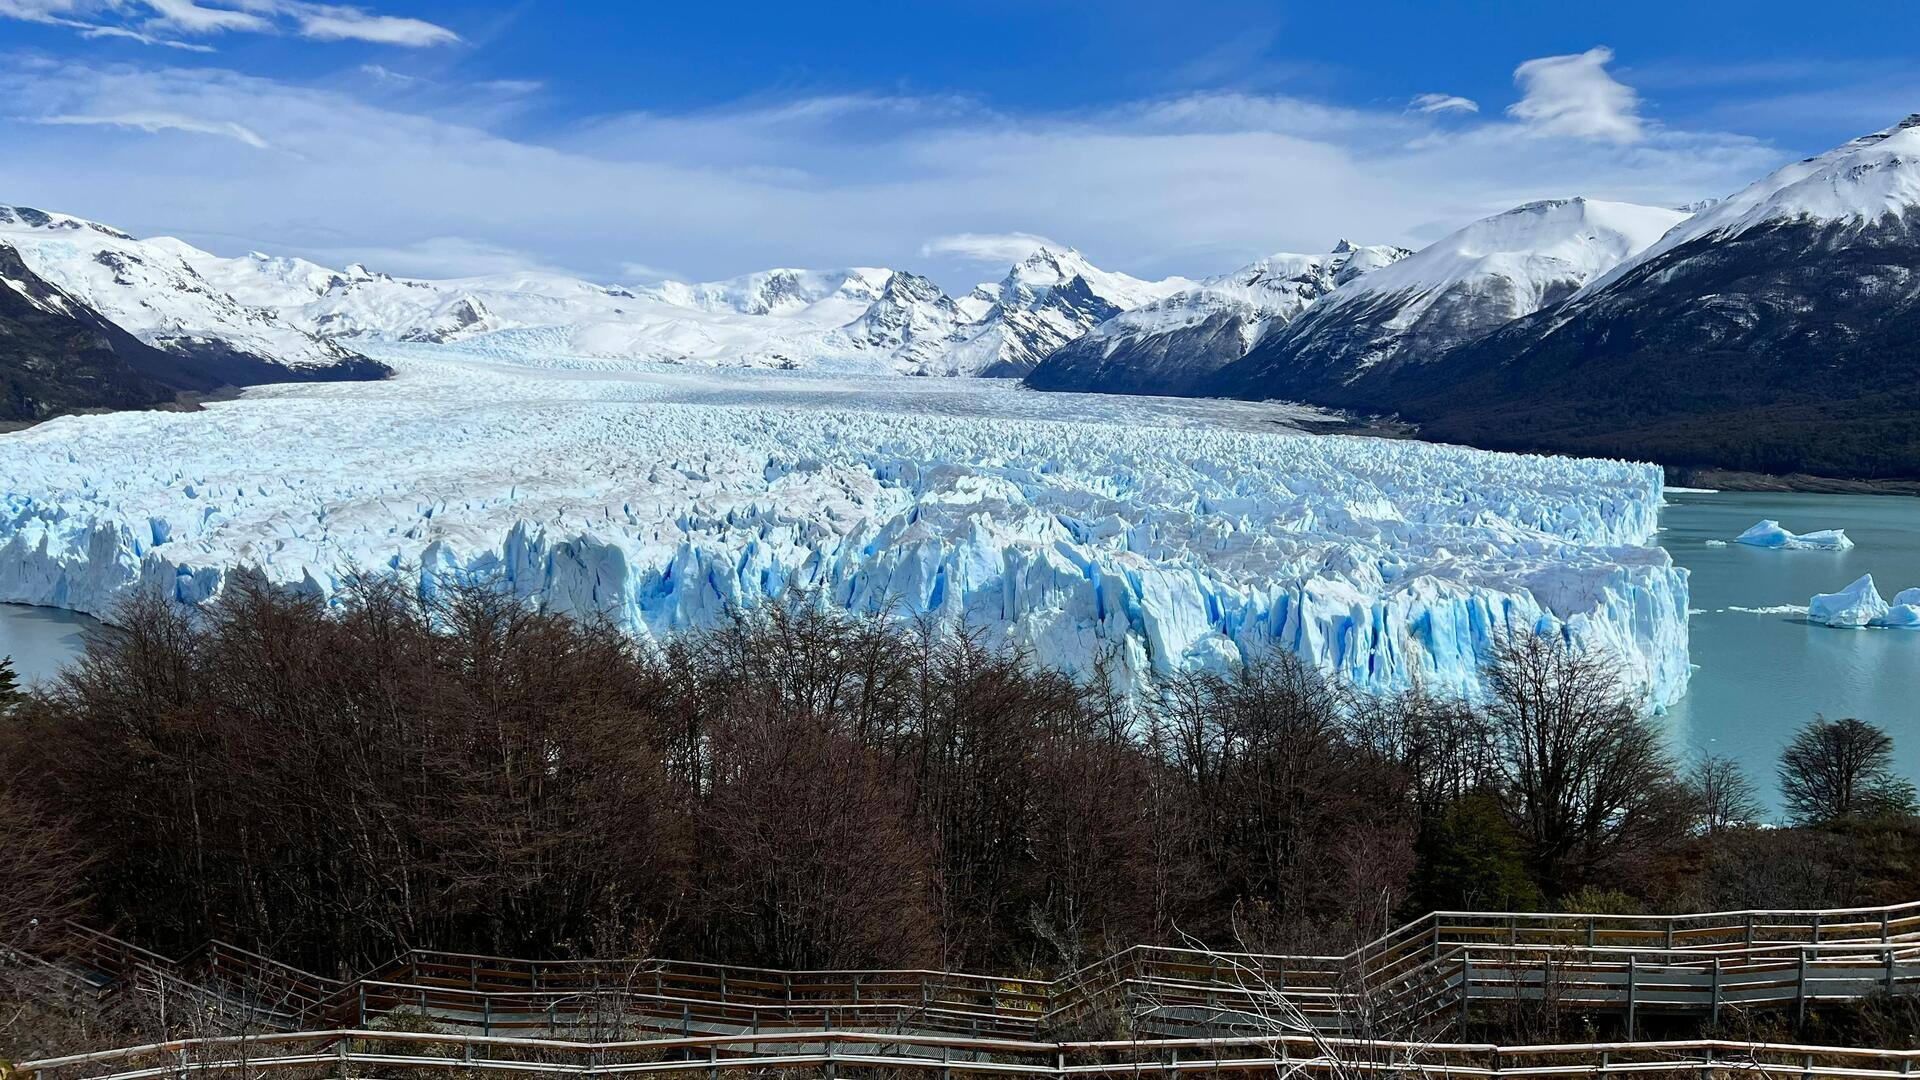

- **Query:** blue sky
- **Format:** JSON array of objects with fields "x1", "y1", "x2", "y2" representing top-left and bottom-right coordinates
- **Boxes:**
[{"x1": 2, "y1": 1, "x2": 1917, "y2": 288}]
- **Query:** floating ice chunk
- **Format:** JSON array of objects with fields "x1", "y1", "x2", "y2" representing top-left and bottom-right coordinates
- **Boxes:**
[
  {"x1": 1884, "y1": 587, "x2": 1920, "y2": 629},
  {"x1": 1807, "y1": 574, "x2": 1920, "y2": 629},
  {"x1": 1734, "y1": 519, "x2": 1854, "y2": 551}
]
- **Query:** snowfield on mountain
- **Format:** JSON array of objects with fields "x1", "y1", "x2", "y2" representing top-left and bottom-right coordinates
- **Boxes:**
[
  {"x1": 0, "y1": 343, "x2": 1690, "y2": 705},
  {"x1": 0, "y1": 206, "x2": 372, "y2": 374},
  {"x1": 1025, "y1": 241, "x2": 1410, "y2": 396},
  {"x1": 1212, "y1": 198, "x2": 1690, "y2": 400},
  {"x1": 161, "y1": 235, "x2": 1191, "y2": 377}
]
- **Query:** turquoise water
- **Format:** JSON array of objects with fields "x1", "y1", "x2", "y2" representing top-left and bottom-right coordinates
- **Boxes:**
[
  {"x1": 1, "y1": 490, "x2": 1914, "y2": 806},
  {"x1": 1658, "y1": 490, "x2": 1920, "y2": 807}
]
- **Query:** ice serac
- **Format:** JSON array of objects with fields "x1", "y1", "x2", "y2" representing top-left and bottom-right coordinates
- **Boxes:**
[
  {"x1": 1733, "y1": 519, "x2": 1854, "y2": 551},
  {"x1": 0, "y1": 350, "x2": 1691, "y2": 706}
]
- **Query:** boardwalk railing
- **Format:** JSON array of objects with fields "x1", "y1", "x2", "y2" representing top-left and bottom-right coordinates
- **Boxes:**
[
  {"x1": 20, "y1": 1028, "x2": 1920, "y2": 1080},
  {"x1": 15, "y1": 900, "x2": 1920, "y2": 1047}
]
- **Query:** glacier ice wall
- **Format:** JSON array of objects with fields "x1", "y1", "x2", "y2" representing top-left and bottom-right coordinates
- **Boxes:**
[{"x1": 0, "y1": 353, "x2": 1690, "y2": 705}]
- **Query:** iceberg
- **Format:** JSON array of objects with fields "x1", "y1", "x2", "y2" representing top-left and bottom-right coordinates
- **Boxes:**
[
  {"x1": 1734, "y1": 519, "x2": 1854, "y2": 550},
  {"x1": 1807, "y1": 575, "x2": 1920, "y2": 629},
  {"x1": 0, "y1": 345, "x2": 1692, "y2": 705}
]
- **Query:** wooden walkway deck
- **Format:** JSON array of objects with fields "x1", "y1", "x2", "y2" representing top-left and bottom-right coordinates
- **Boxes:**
[{"x1": 13, "y1": 900, "x2": 1920, "y2": 1078}]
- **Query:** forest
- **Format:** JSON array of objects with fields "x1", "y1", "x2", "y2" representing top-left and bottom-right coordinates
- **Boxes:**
[{"x1": 4, "y1": 578, "x2": 1918, "y2": 989}]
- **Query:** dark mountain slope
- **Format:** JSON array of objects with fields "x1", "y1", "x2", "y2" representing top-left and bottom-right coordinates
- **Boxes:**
[{"x1": 0, "y1": 243, "x2": 183, "y2": 420}]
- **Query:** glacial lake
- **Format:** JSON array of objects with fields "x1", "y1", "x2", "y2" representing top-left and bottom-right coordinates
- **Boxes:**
[
  {"x1": 0, "y1": 603, "x2": 98, "y2": 688},
  {"x1": 1, "y1": 490, "x2": 1915, "y2": 807},
  {"x1": 1656, "y1": 489, "x2": 1920, "y2": 806}
]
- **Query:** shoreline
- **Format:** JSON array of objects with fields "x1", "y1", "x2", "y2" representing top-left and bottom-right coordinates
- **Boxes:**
[{"x1": 1665, "y1": 467, "x2": 1920, "y2": 499}]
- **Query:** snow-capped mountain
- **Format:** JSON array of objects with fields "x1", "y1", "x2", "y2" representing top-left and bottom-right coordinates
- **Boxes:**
[
  {"x1": 1396, "y1": 114, "x2": 1920, "y2": 479},
  {"x1": 1025, "y1": 241, "x2": 1409, "y2": 395},
  {"x1": 0, "y1": 242, "x2": 195, "y2": 419},
  {"x1": 0, "y1": 207, "x2": 385, "y2": 386},
  {"x1": 1213, "y1": 198, "x2": 1688, "y2": 401},
  {"x1": 941, "y1": 246, "x2": 1194, "y2": 377},
  {"x1": 158, "y1": 234, "x2": 1189, "y2": 377}
]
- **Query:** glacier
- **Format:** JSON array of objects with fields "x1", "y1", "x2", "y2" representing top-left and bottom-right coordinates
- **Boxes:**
[
  {"x1": 0, "y1": 345, "x2": 1691, "y2": 705},
  {"x1": 1734, "y1": 519, "x2": 1854, "y2": 551}
]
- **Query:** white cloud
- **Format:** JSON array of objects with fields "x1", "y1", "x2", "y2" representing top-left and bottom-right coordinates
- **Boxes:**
[
  {"x1": 920, "y1": 232, "x2": 1061, "y2": 264},
  {"x1": 356, "y1": 62, "x2": 421, "y2": 86},
  {"x1": 1509, "y1": 46, "x2": 1643, "y2": 143},
  {"x1": 35, "y1": 109, "x2": 272, "y2": 148},
  {"x1": 307, "y1": 236, "x2": 571, "y2": 278},
  {"x1": 1411, "y1": 93, "x2": 1479, "y2": 115},
  {"x1": 0, "y1": 55, "x2": 1777, "y2": 289},
  {"x1": 619, "y1": 260, "x2": 679, "y2": 283},
  {"x1": 0, "y1": 0, "x2": 205, "y2": 49},
  {"x1": 285, "y1": 4, "x2": 459, "y2": 46},
  {"x1": 0, "y1": 0, "x2": 459, "y2": 47},
  {"x1": 143, "y1": 0, "x2": 270, "y2": 34},
  {"x1": 78, "y1": 20, "x2": 216, "y2": 49}
]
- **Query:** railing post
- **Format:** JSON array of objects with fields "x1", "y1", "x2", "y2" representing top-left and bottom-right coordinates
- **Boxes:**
[
  {"x1": 357, "y1": 982, "x2": 366, "y2": 1027},
  {"x1": 824, "y1": 1037, "x2": 836, "y2": 1080},
  {"x1": 1625, "y1": 955, "x2": 1637, "y2": 1039},
  {"x1": 1459, "y1": 953, "x2": 1472, "y2": 1031},
  {"x1": 1710, "y1": 956, "x2": 1722, "y2": 1028},
  {"x1": 1797, "y1": 947, "x2": 1809, "y2": 1032},
  {"x1": 335, "y1": 1036, "x2": 349, "y2": 1080},
  {"x1": 1890, "y1": 947, "x2": 1900, "y2": 993}
]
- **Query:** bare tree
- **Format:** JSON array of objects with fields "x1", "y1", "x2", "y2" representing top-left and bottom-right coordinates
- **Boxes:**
[
  {"x1": 1687, "y1": 754, "x2": 1764, "y2": 835},
  {"x1": 1778, "y1": 716, "x2": 1918, "y2": 826},
  {"x1": 1482, "y1": 632, "x2": 1686, "y2": 897},
  {"x1": 1136, "y1": 930, "x2": 1439, "y2": 1080}
]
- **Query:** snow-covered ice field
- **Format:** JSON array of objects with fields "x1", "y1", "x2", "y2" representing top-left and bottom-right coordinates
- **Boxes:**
[{"x1": 0, "y1": 343, "x2": 1690, "y2": 704}]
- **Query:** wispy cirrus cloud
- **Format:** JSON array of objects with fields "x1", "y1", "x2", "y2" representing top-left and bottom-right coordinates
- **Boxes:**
[
  {"x1": 1411, "y1": 93, "x2": 1479, "y2": 115},
  {"x1": 34, "y1": 108, "x2": 272, "y2": 148},
  {"x1": 0, "y1": 0, "x2": 458, "y2": 49}
]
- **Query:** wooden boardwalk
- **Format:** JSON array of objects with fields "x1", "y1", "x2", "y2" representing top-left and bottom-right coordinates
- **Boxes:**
[{"x1": 13, "y1": 900, "x2": 1920, "y2": 1079}]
